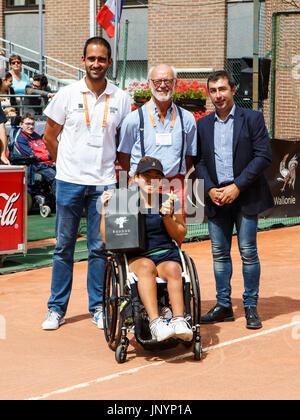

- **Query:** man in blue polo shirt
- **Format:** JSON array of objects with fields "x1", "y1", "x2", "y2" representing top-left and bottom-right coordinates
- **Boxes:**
[{"x1": 117, "y1": 64, "x2": 197, "y2": 211}]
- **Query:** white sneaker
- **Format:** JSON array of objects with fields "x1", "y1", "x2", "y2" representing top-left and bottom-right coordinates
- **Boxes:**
[
  {"x1": 159, "y1": 306, "x2": 173, "y2": 321},
  {"x1": 42, "y1": 310, "x2": 65, "y2": 330},
  {"x1": 150, "y1": 317, "x2": 175, "y2": 342},
  {"x1": 170, "y1": 317, "x2": 193, "y2": 341},
  {"x1": 93, "y1": 306, "x2": 104, "y2": 329}
]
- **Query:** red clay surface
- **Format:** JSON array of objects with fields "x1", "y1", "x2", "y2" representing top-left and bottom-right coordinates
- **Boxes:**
[{"x1": 1, "y1": 225, "x2": 300, "y2": 400}]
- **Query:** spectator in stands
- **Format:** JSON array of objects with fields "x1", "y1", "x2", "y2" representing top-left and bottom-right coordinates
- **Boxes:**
[
  {"x1": 4, "y1": 106, "x2": 17, "y2": 117},
  {"x1": 32, "y1": 74, "x2": 52, "y2": 93},
  {"x1": 14, "y1": 112, "x2": 56, "y2": 194},
  {"x1": 0, "y1": 71, "x2": 17, "y2": 110},
  {"x1": 0, "y1": 50, "x2": 7, "y2": 79},
  {"x1": 24, "y1": 74, "x2": 55, "y2": 115},
  {"x1": 9, "y1": 55, "x2": 30, "y2": 95},
  {"x1": 0, "y1": 103, "x2": 9, "y2": 165}
]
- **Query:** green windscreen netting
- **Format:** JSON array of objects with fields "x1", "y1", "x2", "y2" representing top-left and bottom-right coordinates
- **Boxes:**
[{"x1": 186, "y1": 216, "x2": 300, "y2": 241}]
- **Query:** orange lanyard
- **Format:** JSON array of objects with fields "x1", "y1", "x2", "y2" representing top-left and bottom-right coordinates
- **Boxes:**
[
  {"x1": 147, "y1": 101, "x2": 176, "y2": 130},
  {"x1": 82, "y1": 93, "x2": 110, "y2": 129}
]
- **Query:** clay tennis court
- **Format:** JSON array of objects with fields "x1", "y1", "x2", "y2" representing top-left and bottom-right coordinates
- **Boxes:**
[{"x1": 1, "y1": 225, "x2": 300, "y2": 401}]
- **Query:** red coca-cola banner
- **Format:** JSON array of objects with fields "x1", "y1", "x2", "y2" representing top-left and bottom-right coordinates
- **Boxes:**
[{"x1": 0, "y1": 166, "x2": 27, "y2": 255}]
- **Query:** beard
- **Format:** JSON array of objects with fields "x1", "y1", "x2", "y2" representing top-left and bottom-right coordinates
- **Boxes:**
[
  {"x1": 151, "y1": 87, "x2": 174, "y2": 103},
  {"x1": 85, "y1": 66, "x2": 106, "y2": 82}
]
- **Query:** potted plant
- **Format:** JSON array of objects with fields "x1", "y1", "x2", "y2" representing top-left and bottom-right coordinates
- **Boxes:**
[
  {"x1": 172, "y1": 79, "x2": 208, "y2": 112},
  {"x1": 127, "y1": 82, "x2": 152, "y2": 108},
  {"x1": 127, "y1": 79, "x2": 208, "y2": 112}
]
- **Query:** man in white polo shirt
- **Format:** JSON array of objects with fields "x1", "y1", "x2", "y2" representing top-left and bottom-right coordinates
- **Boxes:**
[{"x1": 41, "y1": 37, "x2": 131, "y2": 331}]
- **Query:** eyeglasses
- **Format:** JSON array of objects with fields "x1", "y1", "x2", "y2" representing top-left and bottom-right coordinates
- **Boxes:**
[
  {"x1": 150, "y1": 79, "x2": 175, "y2": 88},
  {"x1": 23, "y1": 122, "x2": 35, "y2": 126},
  {"x1": 11, "y1": 60, "x2": 21, "y2": 65}
]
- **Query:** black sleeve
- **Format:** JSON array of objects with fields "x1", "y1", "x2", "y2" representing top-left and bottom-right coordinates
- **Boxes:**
[
  {"x1": 0, "y1": 105, "x2": 7, "y2": 124},
  {"x1": 10, "y1": 87, "x2": 17, "y2": 107}
]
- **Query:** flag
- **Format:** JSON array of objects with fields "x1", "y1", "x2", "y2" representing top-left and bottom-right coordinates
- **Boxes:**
[{"x1": 96, "y1": 0, "x2": 123, "y2": 39}]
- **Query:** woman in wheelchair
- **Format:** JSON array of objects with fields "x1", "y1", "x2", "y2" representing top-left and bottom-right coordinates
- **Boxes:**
[{"x1": 101, "y1": 156, "x2": 193, "y2": 343}]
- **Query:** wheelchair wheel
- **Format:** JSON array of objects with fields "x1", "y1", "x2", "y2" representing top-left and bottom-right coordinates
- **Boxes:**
[
  {"x1": 115, "y1": 337, "x2": 129, "y2": 364},
  {"x1": 103, "y1": 255, "x2": 126, "y2": 351},
  {"x1": 115, "y1": 344, "x2": 127, "y2": 363},
  {"x1": 40, "y1": 205, "x2": 51, "y2": 218},
  {"x1": 182, "y1": 252, "x2": 203, "y2": 360},
  {"x1": 182, "y1": 252, "x2": 201, "y2": 326},
  {"x1": 194, "y1": 339, "x2": 203, "y2": 361},
  {"x1": 27, "y1": 193, "x2": 33, "y2": 212}
]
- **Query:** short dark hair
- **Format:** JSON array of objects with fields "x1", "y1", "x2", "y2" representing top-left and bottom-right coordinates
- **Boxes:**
[
  {"x1": 4, "y1": 71, "x2": 12, "y2": 80},
  {"x1": 33, "y1": 74, "x2": 48, "y2": 89},
  {"x1": 21, "y1": 112, "x2": 35, "y2": 123},
  {"x1": 83, "y1": 37, "x2": 112, "y2": 60},
  {"x1": 0, "y1": 72, "x2": 12, "y2": 88},
  {"x1": 207, "y1": 70, "x2": 236, "y2": 90},
  {"x1": 9, "y1": 54, "x2": 22, "y2": 65}
]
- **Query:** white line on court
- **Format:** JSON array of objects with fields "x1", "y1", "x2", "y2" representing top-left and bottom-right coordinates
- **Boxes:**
[{"x1": 27, "y1": 320, "x2": 300, "y2": 400}]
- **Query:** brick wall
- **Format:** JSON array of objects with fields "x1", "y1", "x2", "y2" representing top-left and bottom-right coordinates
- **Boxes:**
[
  {"x1": 148, "y1": 0, "x2": 227, "y2": 111},
  {"x1": 45, "y1": 0, "x2": 92, "y2": 77},
  {"x1": 0, "y1": 0, "x2": 5, "y2": 40},
  {"x1": 45, "y1": 0, "x2": 105, "y2": 78},
  {"x1": 264, "y1": 0, "x2": 300, "y2": 140}
]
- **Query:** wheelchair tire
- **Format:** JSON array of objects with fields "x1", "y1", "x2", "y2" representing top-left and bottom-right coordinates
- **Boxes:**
[
  {"x1": 115, "y1": 343, "x2": 128, "y2": 364},
  {"x1": 103, "y1": 255, "x2": 126, "y2": 351},
  {"x1": 40, "y1": 205, "x2": 51, "y2": 218},
  {"x1": 182, "y1": 252, "x2": 201, "y2": 326},
  {"x1": 194, "y1": 340, "x2": 202, "y2": 361},
  {"x1": 27, "y1": 193, "x2": 33, "y2": 212}
]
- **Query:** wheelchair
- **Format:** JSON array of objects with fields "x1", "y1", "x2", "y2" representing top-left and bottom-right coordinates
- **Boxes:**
[
  {"x1": 103, "y1": 246, "x2": 202, "y2": 364},
  {"x1": 9, "y1": 154, "x2": 55, "y2": 217},
  {"x1": 8, "y1": 128, "x2": 56, "y2": 218}
]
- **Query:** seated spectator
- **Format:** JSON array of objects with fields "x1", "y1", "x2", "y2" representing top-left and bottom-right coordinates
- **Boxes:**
[
  {"x1": 14, "y1": 112, "x2": 56, "y2": 194},
  {"x1": 0, "y1": 103, "x2": 9, "y2": 164},
  {"x1": 6, "y1": 108, "x2": 21, "y2": 132},
  {"x1": 0, "y1": 72, "x2": 17, "y2": 110},
  {"x1": 24, "y1": 74, "x2": 54, "y2": 115},
  {"x1": 32, "y1": 74, "x2": 53, "y2": 94},
  {"x1": 0, "y1": 50, "x2": 7, "y2": 79},
  {"x1": 9, "y1": 55, "x2": 30, "y2": 95},
  {"x1": 4, "y1": 106, "x2": 17, "y2": 117}
]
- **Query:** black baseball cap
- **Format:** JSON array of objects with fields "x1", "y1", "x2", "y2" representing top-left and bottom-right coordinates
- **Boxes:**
[{"x1": 136, "y1": 157, "x2": 164, "y2": 176}]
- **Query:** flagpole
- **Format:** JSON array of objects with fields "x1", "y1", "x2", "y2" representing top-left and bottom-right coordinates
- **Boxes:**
[
  {"x1": 39, "y1": 0, "x2": 44, "y2": 73},
  {"x1": 90, "y1": 0, "x2": 97, "y2": 37},
  {"x1": 112, "y1": 0, "x2": 120, "y2": 84}
]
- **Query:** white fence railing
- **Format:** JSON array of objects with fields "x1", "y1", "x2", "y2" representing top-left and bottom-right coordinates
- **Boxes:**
[{"x1": 0, "y1": 37, "x2": 84, "y2": 90}]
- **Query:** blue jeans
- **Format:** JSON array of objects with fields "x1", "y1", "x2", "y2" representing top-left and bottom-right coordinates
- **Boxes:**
[
  {"x1": 47, "y1": 180, "x2": 115, "y2": 316},
  {"x1": 208, "y1": 206, "x2": 260, "y2": 308}
]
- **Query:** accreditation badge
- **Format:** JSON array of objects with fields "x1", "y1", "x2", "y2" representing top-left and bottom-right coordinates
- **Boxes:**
[
  {"x1": 87, "y1": 129, "x2": 104, "y2": 148},
  {"x1": 155, "y1": 133, "x2": 172, "y2": 146}
]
